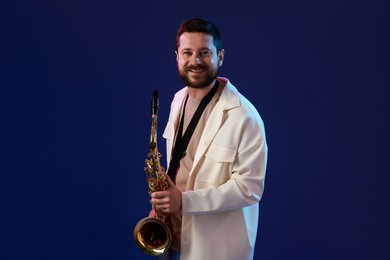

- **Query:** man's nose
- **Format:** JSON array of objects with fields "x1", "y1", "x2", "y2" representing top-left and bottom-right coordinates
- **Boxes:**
[{"x1": 190, "y1": 55, "x2": 202, "y2": 65}]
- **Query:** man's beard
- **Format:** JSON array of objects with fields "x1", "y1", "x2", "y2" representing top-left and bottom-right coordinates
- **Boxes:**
[{"x1": 178, "y1": 64, "x2": 220, "y2": 89}]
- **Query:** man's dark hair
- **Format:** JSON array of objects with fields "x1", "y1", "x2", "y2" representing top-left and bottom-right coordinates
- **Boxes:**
[{"x1": 176, "y1": 18, "x2": 223, "y2": 53}]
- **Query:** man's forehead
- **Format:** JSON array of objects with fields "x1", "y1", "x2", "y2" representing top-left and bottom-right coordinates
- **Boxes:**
[{"x1": 178, "y1": 32, "x2": 214, "y2": 50}]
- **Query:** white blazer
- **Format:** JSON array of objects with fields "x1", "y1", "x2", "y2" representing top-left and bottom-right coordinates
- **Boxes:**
[{"x1": 163, "y1": 77, "x2": 267, "y2": 260}]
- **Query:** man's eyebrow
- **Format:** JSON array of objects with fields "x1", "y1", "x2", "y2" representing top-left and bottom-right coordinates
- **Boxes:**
[{"x1": 179, "y1": 47, "x2": 211, "y2": 52}]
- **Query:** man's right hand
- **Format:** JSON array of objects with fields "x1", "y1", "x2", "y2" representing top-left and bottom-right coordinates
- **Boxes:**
[{"x1": 148, "y1": 209, "x2": 155, "y2": 218}]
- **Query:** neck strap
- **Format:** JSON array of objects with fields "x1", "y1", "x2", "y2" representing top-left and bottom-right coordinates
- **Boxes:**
[{"x1": 167, "y1": 80, "x2": 219, "y2": 181}]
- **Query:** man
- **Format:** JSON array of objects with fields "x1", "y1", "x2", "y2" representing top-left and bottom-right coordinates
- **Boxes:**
[{"x1": 150, "y1": 18, "x2": 268, "y2": 260}]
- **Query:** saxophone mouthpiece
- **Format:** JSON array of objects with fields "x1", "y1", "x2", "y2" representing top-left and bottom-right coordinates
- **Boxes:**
[{"x1": 151, "y1": 90, "x2": 159, "y2": 115}]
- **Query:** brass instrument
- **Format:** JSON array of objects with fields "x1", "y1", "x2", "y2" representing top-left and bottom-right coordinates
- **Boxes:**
[{"x1": 134, "y1": 90, "x2": 172, "y2": 256}]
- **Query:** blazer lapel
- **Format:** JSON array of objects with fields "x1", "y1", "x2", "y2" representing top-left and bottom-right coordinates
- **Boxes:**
[{"x1": 191, "y1": 106, "x2": 225, "y2": 175}]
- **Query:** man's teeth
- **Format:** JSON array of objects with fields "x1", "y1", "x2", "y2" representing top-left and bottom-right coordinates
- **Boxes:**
[{"x1": 190, "y1": 69, "x2": 203, "y2": 72}]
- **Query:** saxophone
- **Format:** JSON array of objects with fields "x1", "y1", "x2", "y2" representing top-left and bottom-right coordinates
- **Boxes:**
[{"x1": 133, "y1": 90, "x2": 172, "y2": 256}]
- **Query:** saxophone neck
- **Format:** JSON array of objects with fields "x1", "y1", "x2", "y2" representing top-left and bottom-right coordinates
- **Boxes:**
[{"x1": 149, "y1": 114, "x2": 158, "y2": 151}]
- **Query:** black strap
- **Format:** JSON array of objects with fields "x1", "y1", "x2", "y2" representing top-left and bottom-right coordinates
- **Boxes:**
[{"x1": 167, "y1": 80, "x2": 219, "y2": 181}]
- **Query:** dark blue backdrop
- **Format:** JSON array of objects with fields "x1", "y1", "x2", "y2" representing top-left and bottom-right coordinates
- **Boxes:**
[{"x1": 1, "y1": 0, "x2": 389, "y2": 259}]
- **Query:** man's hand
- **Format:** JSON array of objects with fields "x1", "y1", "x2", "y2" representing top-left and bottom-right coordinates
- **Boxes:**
[
  {"x1": 148, "y1": 209, "x2": 155, "y2": 218},
  {"x1": 151, "y1": 174, "x2": 182, "y2": 213}
]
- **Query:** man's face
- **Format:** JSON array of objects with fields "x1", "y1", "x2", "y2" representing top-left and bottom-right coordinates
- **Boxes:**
[{"x1": 176, "y1": 32, "x2": 224, "y2": 89}]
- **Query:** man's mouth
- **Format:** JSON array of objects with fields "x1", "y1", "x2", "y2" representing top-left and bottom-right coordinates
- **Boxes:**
[
  {"x1": 186, "y1": 65, "x2": 207, "y2": 73},
  {"x1": 189, "y1": 69, "x2": 204, "y2": 73}
]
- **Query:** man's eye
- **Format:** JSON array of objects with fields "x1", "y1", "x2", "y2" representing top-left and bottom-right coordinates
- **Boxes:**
[
  {"x1": 201, "y1": 51, "x2": 211, "y2": 56},
  {"x1": 182, "y1": 51, "x2": 192, "y2": 56}
]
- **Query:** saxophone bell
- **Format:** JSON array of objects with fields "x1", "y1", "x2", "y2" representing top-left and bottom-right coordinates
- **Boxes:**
[{"x1": 134, "y1": 217, "x2": 171, "y2": 256}]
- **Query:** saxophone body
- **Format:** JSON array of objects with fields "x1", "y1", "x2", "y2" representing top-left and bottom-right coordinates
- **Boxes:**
[{"x1": 134, "y1": 90, "x2": 172, "y2": 256}]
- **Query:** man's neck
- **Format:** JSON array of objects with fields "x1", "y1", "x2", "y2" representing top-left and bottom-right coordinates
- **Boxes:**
[{"x1": 187, "y1": 80, "x2": 216, "y2": 101}]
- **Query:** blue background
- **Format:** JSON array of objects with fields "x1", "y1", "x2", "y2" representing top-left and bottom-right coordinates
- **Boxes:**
[{"x1": 1, "y1": 0, "x2": 389, "y2": 259}]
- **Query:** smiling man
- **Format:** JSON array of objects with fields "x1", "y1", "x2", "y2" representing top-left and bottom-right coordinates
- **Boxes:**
[
  {"x1": 149, "y1": 18, "x2": 268, "y2": 260},
  {"x1": 176, "y1": 30, "x2": 224, "y2": 91}
]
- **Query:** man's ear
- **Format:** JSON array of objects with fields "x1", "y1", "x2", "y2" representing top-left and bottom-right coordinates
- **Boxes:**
[{"x1": 218, "y1": 49, "x2": 225, "y2": 66}]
